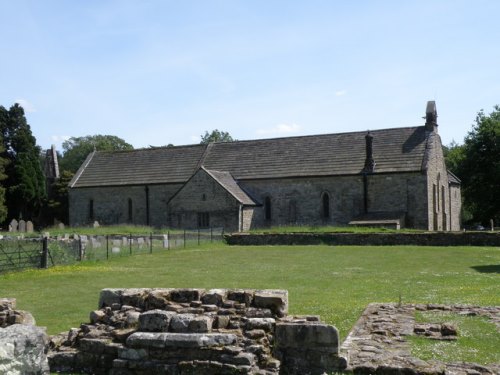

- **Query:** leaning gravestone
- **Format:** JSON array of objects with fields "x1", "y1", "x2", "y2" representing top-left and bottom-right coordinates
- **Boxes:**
[
  {"x1": 9, "y1": 219, "x2": 18, "y2": 232},
  {"x1": 18, "y1": 220, "x2": 26, "y2": 233},
  {"x1": 26, "y1": 221, "x2": 34, "y2": 233}
]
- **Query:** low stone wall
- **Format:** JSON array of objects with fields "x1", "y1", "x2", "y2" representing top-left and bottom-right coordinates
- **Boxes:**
[
  {"x1": 225, "y1": 232, "x2": 500, "y2": 246},
  {"x1": 49, "y1": 288, "x2": 346, "y2": 375}
]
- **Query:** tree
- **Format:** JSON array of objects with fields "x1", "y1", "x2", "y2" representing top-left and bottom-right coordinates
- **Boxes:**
[
  {"x1": 200, "y1": 129, "x2": 234, "y2": 144},
  {"x1": 452, "y1": 106, "x2": 500, "y2": 225},
  {"x1": 59, "y1": 135, "x2": 134, "y2": 174},
  {"x1": 0, "y1": 104, "x2": 46, "y2": 221},
  {"x1": 0, "y1": 141, "x2": 8, "y2": 223}
]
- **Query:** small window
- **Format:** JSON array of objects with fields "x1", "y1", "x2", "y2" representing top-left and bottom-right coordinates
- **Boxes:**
[
  {"x1": 198, "y1": 212, "x2": 210, "y2": 228},
  {"x1": 264, "y1": 197, "x2": 272, "y2": 220},
  {"x1": 202, "y1": 193, "x2": 207, "y2": 201},
  {"x1": 322, "y1": 192, "x2": 330, "y2": 219},
  {"x1": 128, "y1": 198, "x2": 133, "y2": 222},
  {"x1": 89, "y1": 199, "x2": 94, "y2": 221}
]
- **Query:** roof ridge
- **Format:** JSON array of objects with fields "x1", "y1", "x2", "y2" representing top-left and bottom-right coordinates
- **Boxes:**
[
  {"x1": 69, "y1": 151, "x2": 96, "y2": 188},
  {"x1": 196, "y1": 143, "x2": 213, "y2": 170}
]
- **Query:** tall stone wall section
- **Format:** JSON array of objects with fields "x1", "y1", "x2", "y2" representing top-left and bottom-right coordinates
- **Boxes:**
[
  {"x1": 69, "y1": 184, "x2": 182, "y2": 228},
  {"x1": 49, "y1": 288, "x2": 345, "y2": 375},
  {"x1": 423, "y1": 131, "x2": 461, "y2": 231}
]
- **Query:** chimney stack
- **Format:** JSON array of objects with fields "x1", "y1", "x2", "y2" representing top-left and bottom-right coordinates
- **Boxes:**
[
  {"x1": 363, "y1": 131, "x2": 375, "y2": 173},
  {"x1": 425, "y1": 101, "x2": 438, "y2": 132}
]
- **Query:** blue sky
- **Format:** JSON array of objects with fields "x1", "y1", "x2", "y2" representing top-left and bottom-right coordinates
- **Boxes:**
[{"x1": 1, "y1": 0, "x2": 499, "y2": 151}]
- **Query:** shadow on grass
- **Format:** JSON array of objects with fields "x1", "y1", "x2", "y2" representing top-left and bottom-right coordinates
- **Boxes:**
[{"x1": 471, "y1": 265, "x2": 500, "y2": 274}]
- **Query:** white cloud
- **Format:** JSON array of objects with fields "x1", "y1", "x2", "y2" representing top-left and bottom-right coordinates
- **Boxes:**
[
  {"x1": 15, "y1": 98, "x2": 36, "y2": 112},
  {"x1": 335, "y1": 90, "x2": 347, "y2": 96},
  {"x1": 256, "y1": 123, "x2": 301, "y2": 136}
]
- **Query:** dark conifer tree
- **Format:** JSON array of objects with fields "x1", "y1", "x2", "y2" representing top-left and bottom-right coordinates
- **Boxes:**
[{"x1": 0, "y1": 103, "x2": 46, "y2": 221}]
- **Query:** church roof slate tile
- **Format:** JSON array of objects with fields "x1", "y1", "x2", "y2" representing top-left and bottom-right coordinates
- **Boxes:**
[{"x1": 69, "y1": 126, "x2": 429, "y2": 188}]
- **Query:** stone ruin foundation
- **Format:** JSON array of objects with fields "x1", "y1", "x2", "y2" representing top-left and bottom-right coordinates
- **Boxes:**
[
  {"x1": 341, "y1": 303, "x2": 500, "y2": 375},
  {"x1": 48, "y1": 288, "x2": 346, "y2": 374},
  {"x1": 2, "y1": 292, "x2": 500, "y2": 375}
]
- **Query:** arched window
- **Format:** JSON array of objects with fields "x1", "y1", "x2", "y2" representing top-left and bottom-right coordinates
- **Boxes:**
[
  {"x1": 264, "y1": 197, "x2": 272, "y2": 220},
  {"x1": 89, "y1": 199, "x2": 94, "y2": 221},
  {"x1": 321, "y1": 192, "x2": 330, "y2": 219}
]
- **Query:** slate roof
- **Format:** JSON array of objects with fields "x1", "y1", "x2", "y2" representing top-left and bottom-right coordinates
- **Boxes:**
[
  {"x1": 203, "y1": 168, "x2": 258, "y2": 206},
  {"x1": 69, "y1": 126, "x2": 430, "y2": 188}
]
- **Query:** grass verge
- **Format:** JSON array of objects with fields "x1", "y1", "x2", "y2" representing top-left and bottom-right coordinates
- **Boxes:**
[
  {"x1": 0, "y1": 244, "x2": 498, "y2": 352},
  {"x1": 409, "y1": 311, "x2": 500, "y2": 365}
]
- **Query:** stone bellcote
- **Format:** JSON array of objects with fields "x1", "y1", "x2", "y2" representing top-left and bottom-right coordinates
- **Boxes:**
[{"x1": 425, "y1": 101, "x2": 438, "y2": 132}]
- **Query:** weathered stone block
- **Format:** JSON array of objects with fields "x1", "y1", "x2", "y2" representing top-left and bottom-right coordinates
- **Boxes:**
[
  {"x1": 0, "y1": 324, "x2": 50, "y2": 374},
  {"x1": 227, "y1": 289, "x2": 254, "y2": 306},
  {"x1": 253, "y1": 290, "x2": 288, "y2": 317},
  {"x1": 118, "y1": 347, "x2": 148, "y2": 361},
  {"x1": 145, "y1": 289, "x2": 173, "y2": 310},
  {"x1": 139, "y1": 310, "x2": 176, "y2": 332},
  {"x1": 0, "y1": 298, "x2": 16, "y2": 311},
  {"x1": 99, "y1": 289, "x2": 123, "y2": 308},
  {"x1": 90, "y1": 309, "x2": 106, "y2": 324},
  {"x1": 201, "y1": 289, "x2": 227, "y2": 306},
  {"x1": 121, "y1": 288, "x2": 151, "y2": 309},
  {"x1": 79, "y1": 338, "x2": 110, "y2": 354},
  {"x1": 275, "y1": 323, "x2": 339, "y2": 351},
  {"x1": 169, "y1": 289, "x2": 203, "y2": 303},
  {"x1": 245, "y1": 317, "x2": 275, "y2": 331},
  {"x1": 170, "y1": 313, "x2": 213, "y2": 333},
  {"x1": 126, "y1": 332, "x2": 238, "y2": 349}
]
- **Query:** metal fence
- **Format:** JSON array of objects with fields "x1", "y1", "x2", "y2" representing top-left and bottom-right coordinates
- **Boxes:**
[{"x1": 0, "y1": 228, "x2": 224, "y2": 274}]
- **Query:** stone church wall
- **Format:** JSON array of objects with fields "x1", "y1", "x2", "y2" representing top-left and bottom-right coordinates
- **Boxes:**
[
  {"x1": 240, "y1": 176, "x2": 366, "y2": 228},
  {"x1": 69, "y1": 184, "x2": 182, "y2": 228},
  {"x1": 366, "y1": 172, "x2": 428, "y2": 228},
  {"x1": 423, "y1": 132, "x2": 459, "y2": 231}
]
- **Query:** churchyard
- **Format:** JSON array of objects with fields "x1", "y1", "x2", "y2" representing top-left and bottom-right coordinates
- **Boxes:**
[{"x1": 1, "y1": 242, "x2": 499, "y2": 371}]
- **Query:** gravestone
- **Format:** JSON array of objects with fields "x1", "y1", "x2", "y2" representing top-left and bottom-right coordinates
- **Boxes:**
[
  {"x1": 163, "y1": 234, "x2": 169, "y2": 248},
  {"x1": 58, "y1": 222, "x2": 65, "y2": 230},
  {"x1": 137, "y1": 237, "x2": 145, "y2": 248},
  {"x1": 122, "y1": 237, "x2": 128, "y2": 246},
  {"x1": 9, "y1": 219, "x2": 18, "y2": 232},
  {"x1": 93, "y1": 221, "x2": 100, "y2": 228},
  {"x1": 18, "y1": 220, "x2": 26, "y2": 233},
  {"x1": 26, "y1": 221, "x2": 34, "y2": 233}
]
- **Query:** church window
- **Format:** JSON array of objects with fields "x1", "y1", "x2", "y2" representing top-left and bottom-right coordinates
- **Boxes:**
[
  {"x1": 321, "y1": 192, "x2": 330, "y2": 219},
  {"x1": 128, "y1": 198, "x2": 133, "y2": 222},
  {"x1": 198, "y1": 212, "x2": 210, "y2": 228},
  {"x1": 89, "y1": 199, "x2": 94, "y2": 221},
  {"x1": 202, "y1": 193, "x2": 206, "y2": 201},
  {"x1": 265, "y1": 197, "x2": 272, "y2": 220}
]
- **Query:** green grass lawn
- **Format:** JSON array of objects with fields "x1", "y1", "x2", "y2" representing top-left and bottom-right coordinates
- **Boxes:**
[{"x1": 1, "y1": 244, "x2": 498, "y2": 346}]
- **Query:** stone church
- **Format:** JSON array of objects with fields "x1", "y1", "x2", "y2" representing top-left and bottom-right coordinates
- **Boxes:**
[{"x1": 68, "y1": 101, "x2": 461, "y2": 232}]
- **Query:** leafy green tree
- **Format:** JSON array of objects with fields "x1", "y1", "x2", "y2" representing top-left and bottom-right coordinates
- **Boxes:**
[
  {"x1": 200, "y1": 129, "x2": 234, "y2": 144},
  {"x1": 453, "y1": 106, "x2": 500, "y2": 225},
  {"x1": 59, "y1": 135, "x2": 133, "y2": 173},
  {"x1": 0, "y1": 104, "x2": 46, "y2": 221}
]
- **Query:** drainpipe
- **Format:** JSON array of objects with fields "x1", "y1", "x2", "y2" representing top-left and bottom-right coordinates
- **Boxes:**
[
  {"x1": 145, "y1": 185, "x2": 150, "y2": 226},
  {"x1": 362, "y1": 132, "x2": 375, "y2": 214}
]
